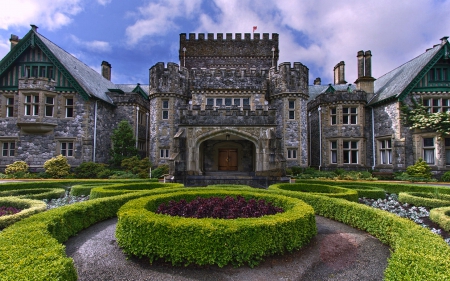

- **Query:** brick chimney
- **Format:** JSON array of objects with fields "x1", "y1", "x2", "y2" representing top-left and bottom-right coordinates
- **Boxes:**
[
  {"x1": 101, "y1": 61, "x2": 112, "y2": 81},
  {"x1": 9, "y1": 35, "x2": 19, "y2": 50},
  {"x1": 355, "y1": 50, "x2": 375, "y2": 94},
  {"x1": 314, "y1": 77, "x2": 321, "y2": 85},
  {"x1": 333, "y1": 61, "x2": 346, "y2": 85}
]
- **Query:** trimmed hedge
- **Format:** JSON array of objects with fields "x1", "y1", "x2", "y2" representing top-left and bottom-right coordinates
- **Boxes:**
[
  {"x1": 268, "y1": 183, "x2": 450, "y2": 280},
  {"x1": 430, "y1": 207, "x2": 450, "y2": 231},
  {"x1": 398, "y1": 192, "x2": 450, "y2": 208},
  {"x1": 0, "y1": 197, "x2": 47, "y2": 229},
  {"x1": 268, "y1": 182, "x2": 358, "y2": 202},
  {"x1": 89, "y1": 182, "x2": 184, "y2": 199},
  {"x1": 337, "y1": 184, "x2": 386, "y2": 199},
  {"x1": 0, "y1": 188, "x2": 65, "y2": 200},
  {"x1": 116, "y1": 189, "x2": 316, "y2": 267}
]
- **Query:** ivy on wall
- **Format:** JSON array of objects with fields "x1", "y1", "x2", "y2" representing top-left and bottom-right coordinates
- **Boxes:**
[{"x1": 401, "y1": 98, "x2": 450, "y2": 136}]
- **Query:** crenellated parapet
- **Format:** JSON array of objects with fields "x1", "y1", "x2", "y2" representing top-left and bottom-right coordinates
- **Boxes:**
[
  {"x1": 149, "y1": 62, "x2": 189, "y2": 97},
  {"x1": 179, "y1": 33, "x2": 279, "y2": 69},
  {"x1": 268, "y1": 62, "x2": 309, "y2": 97},
  {"x1": 307, "y1": 90, "x2": 368, "y2": 111}
]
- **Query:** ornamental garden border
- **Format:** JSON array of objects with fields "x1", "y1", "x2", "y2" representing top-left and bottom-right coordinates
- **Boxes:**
[{"x1": 0, "y1": 181, "x2": 449, "y2": 280}]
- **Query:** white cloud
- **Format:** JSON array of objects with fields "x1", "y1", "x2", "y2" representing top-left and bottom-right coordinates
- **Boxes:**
[
  {"x1": 97, "y1": 0, "x2": 112, "y2": 5},
  {"x1": 0, "y1": 35, "x2": 10, "y2": 56},
  {"x1": 125, "y1": 0, "x2": 202, "y2": 45},
  {"x1": 69, "y1": 35, "x2": 112, "y2": 53},
  {"x1": 0, "y1": 0, "x2": 82, "y2": 31}
]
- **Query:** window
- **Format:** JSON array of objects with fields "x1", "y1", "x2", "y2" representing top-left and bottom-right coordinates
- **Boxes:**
[
  {"x1": 40, "y1": 67, "x2": 46, "y2": 78},
  {"x1": 207, "y1": 98, "x2": 214, "y2": 106},
  {"x1": 423, "y1": 137, "x2": 435, "y2": 164},
  {"x1": 5, "y1": 97, "x2": 14, "y2": 117},
  {"x1": 288, "y1": 100, "x2": 295, "y2": 119},
  {"x1": 343, "y1": 141, "x2": 358, "y2": 164},
  {"x1": 138, "y1": 141, "x2": 146, "y2": 152},
  {"x1": 60, "y1": 142, "x2": 74, "y2": 157},
  {"x1": 445, "y1": 138, "x2": 450, "y2": 165},
  {"x1": 330, "y1": 141, "x2": 337, "y2": 164},
  {"x1": 160, "y1": 149, "x2": 169, "y2": 158},
  {"x1": 287, "y1": 149, "x2": 297, "y2": 159},
  {"x1": 215, "y1": 98, "x2": 223, "y2": 106},
  {"x1": 343, "y1": 107, "x2": 357, "y2": 124},
  {"x1": 162, "y1": 100, "x2": 169, "y2": 119},
  {"x1": 205, "y1": 97, "x2": 250, "y2": 108},
  {"x1": 225, "y1": 98, "x2": 232, "y2": 106},
  {"x1": 233, "y1": 99, "x2": 240, "y2": 106},
  {"x1": 24, "y1": 94, "x2": 39, "y2": 116},
  {"x1": 45, "y1": 96, "x2": 54, "y2": 117},
  {"x1": 330, "y1": 108, "x2": 337, "y2": 125},
  {"x1": 2, "y1": 142, "x2": 15, "y2": 157},
  {"x1": 423, "y1": 98, "x2": 450, "y2": 113},
  {"x1": 379, "y1": 139, "x2": 392, "y2": 165},
  {"x1": 65, "y1": 98, "x2": 74, "y2": 117}
]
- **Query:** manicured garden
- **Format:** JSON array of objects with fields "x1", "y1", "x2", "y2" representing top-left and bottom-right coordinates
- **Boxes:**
[{"x1": 0, "y1": 179, "x2": 449, "y2": 280}]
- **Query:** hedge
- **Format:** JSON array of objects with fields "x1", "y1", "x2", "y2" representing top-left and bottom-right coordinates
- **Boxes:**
[
  {"x1": 337, "y1": 184, "x2": 386, "y2": 199},
  {"x1": 268, "y1": 182, "x2": 358, "y2": 202},
  {"x1": 116, "y1": 189, "x2": 316, "y2": 267},
  {"x1": 0, "y1": 188, "x2": 65, "y2": 200},
  {"x1": 430, "y1": 206, "x2": 450, "y2": 231},
  {"x1": 1, "y1": 180, "x2": 449, "y2": 280},
  {"x1": 0, "y1": 182, "x2": 183, "y2": 281},
  {"x1": 398, "y1": 192, "x2": 450, "y2": 208},
  {"x1": 0, "y1": 197, "x2": 47, "y2": 229},
  {"x1": 268, "y1": 183, "x2": 450, "y2": 280},
  {"x1": 89, "y1": 182, "x2": 184, "y2": 199}
]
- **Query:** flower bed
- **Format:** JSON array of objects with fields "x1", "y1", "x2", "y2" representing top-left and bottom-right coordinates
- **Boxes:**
[
  {"x1": 116, "y1": 189, "x2": 316, "y2": 267},
  {"x1": 0, "y1": 206, "x2": 21, "y2": 216},
  {"x1": 0, "y1": 197, "x2": 47, "y2": 229}
]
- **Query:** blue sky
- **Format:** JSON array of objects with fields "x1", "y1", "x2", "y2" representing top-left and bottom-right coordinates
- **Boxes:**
[{"x1": 1, "y1": 0, "x2": 449, "y2": 85}]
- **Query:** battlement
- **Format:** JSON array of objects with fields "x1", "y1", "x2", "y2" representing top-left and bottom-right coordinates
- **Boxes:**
[
  {"x1": 179, "y1": 33, "x2": 279, "y2": 69},
  {"x1": 149, "y1": 62, "x2": 188, "y2": 95}
]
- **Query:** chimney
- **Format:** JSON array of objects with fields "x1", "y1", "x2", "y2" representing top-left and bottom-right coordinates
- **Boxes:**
[
  {"x1": 333, "y1": 61, "x2": 346, "y2": 85},
  {"x1": 9, "y1": 34, "x2": 19, "y2": 50},
  {"x1": 101, "y1": 61, "x2": 112, "y2": 81},
  {"x1": 355, "y1": 50, "x2": 375, "y2": 94},
  {"x1": 314, "y1": 77, "x2": 321, "y2": 85},
  {"x1": 357, "y1": 51, "x2": 364, "y2": 78}
]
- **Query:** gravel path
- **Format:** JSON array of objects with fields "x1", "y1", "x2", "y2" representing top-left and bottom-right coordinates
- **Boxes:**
[{"x1": 65, "y1": 215, "x2": 390, "y2": 281}]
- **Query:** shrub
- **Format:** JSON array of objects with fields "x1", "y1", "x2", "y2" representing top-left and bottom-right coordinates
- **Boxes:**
[
  {"x1": 121, "y1": 156, "x2": 151, "y2": 178},
  {"x1": 74, "y1": 162, "x2": 109, "y2": 179},
  {"x1": 151, "y1": 164, "x2": 169, "y2": 179},
  {"x1": 440, "y1": 171, "x2": 450, "y2": 182},
  {"x1": 116, "y1": 190, "x2": 316, "y2": 267},
  {"x1": 43, "y1": 155, "x2": 71, "y2": 178},
  {"x1": 430, "y1": 206, "x2": 450, "y2": 231},
  {"x1": 5, "y1": 161, "x2": 29, "y2": 175},
  {"x1": 405, "y1": 158, "x2": 433, "y2": 180}
]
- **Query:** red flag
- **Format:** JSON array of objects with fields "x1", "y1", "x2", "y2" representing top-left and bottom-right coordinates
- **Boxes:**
[{"x1": 253, "y1": 26, "x2": 257, "y2": 32}]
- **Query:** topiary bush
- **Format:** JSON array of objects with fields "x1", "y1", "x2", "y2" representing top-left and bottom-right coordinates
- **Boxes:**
[
  {"x1": 5, "y1": 161, "x2": 29, "y2": 175},
  {"x1": 405, "y1": 158, "x2": 433, "y2": 181},
  {"x1": 44, "y1": 155, "x2": 71, "y2": 178},
  {"x1": 121, "y1": 156, "x2": 151, "y2": 178}
]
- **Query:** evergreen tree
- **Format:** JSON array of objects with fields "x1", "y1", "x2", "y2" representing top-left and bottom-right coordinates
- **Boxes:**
[{"x1": 110, "y1": 120, "x2": 138, "y2": 166}]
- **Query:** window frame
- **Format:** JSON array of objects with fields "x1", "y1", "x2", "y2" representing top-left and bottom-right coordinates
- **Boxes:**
[
  {"x1": 423, "y1": 97, "x2": 450, "y2": 113},
  {"x1": 65, "y1": 97, "x2": 74, "y2": 118},
  {"x1": 160, "y1": 149, "x2": 170, "y2": 158},
  {"x1": 4, "y1": 96, "x2": 14, "y2": 117},
  {"x1": 379, "y1": 139, "x2": 392, "y2": 165},
  {"x1": 342, "y1": 107, "x2": 357, "y2": 125},
  {"x1": 1, "y1": 141, "x2": 15, "y2": 157},
  {"x1": 330, "y1": 140, "x2": 337, "y2": 164},
  {"x1": 60, "y1": 142, "x2": 74, "y2": 157},
  {"x1": 288, "y1": 100, "x2": 295, "y2": 120},
  {"x1": 343, "y1": 140, "x2": 358, "y2": 164},
  {"x1": 24, "y1": 94, "x2": 39, "y2": 116},
  {"x1": 45, "y1": 95, "x2": 54, "y2": 117},
  {"x1": 423, "y1": 137, "x2": 435, "y2": 164},
  {"x1": 162, "y1": 100, "x2": 169, "y2": 120},
  {"x1": 287, "y1": 148, "x2": 297, "y2": 159},
  {"x1": 445, "y1": 137, "x2": 450, "y2": 165},
  {"x1": 330, "y1": 107, "x2": 337, "y2": 125}
]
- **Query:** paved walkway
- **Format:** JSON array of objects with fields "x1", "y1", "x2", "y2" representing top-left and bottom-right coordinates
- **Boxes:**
[{"x1": 65, "y1": 216, "x2": 390, "y2": 281}]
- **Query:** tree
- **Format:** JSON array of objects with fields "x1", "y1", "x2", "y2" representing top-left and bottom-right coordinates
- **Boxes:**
[{"x1": 110, "y1": 120, "x2": 138, "y2": 166}]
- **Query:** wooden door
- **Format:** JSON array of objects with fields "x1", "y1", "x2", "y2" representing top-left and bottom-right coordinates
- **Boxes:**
[{"x1": 218, "y1": 149, "x2": 238, "y2": 171}]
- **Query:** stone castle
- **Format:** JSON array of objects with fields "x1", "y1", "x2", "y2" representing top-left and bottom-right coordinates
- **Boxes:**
[{"x1": 1, "y1": 25, "x2": 449, "y2": 185}]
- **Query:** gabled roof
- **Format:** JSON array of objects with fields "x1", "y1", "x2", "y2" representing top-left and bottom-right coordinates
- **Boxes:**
[
  {"x1": 369, "y1": 43, "x2": 445, "y2": 105},
  {"x1": 308, "y1": 84, "x2": 356, "y2": 101},
  {"x1": 116, "y1": 84, "x2": 150, "y2": 100},
  {"x1": 0, "y1": 27, "x2": 117, "y2": 104}
]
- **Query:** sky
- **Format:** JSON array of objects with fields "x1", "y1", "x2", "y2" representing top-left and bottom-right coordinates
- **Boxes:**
[{"x1": 0, "y1": 0, "x2": 449, "y2": 85}]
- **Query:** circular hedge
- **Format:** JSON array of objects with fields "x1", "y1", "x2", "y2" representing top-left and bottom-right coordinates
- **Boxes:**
[
  {"x1": 0, "y1": 188, "x2": 65, "y2": 200},
  {"x1": 0, "y1": 197, "x2": 47, "y2": 229},
  {"x1": 269, "y1": 182, "x2": 358, "y2": 202},
  {"x1": 430, "y1": 206, "x2": 450, "y2": 231},
  {"x1": 398, "y1": 192, "x2": 450, "y2": 208},
  {"x1": 116, "y1": 189, "x2": 316, "y2": 267},
  {"x1": 338, "y1": 185, "x2": 386, "y2": 199}
]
